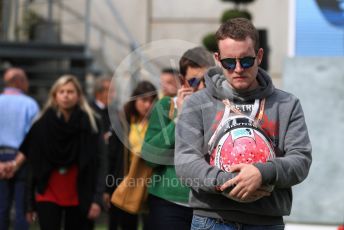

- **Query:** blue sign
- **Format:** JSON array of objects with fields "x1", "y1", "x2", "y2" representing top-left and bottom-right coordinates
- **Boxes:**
[
  {"x1": 295, "y1": 0, "x2": 344, "y2": 56},
  {"x1": 316, "y1": 0, "x2": 344, "y2": 28}
]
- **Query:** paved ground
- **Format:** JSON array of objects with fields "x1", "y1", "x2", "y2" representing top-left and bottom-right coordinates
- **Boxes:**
[{"x1": 285, "y1": 223, "x2": 338, "y2": 230}]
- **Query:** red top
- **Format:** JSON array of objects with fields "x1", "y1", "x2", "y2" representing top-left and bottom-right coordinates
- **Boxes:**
[{"x1": 36, "y1": 164, "x2": 79, "y2": 206}]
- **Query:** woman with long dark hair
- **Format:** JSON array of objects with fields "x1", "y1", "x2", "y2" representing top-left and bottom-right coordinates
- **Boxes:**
[
  {"x1": 104, "y1": 80, "x2": 157, "y2": 230},
  {"x1": 19, "y1": 75, "x2": 106, "y2": 230}
]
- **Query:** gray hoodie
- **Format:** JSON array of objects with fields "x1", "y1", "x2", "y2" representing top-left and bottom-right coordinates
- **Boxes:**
[{"x1": 175, "y1": 67, "x2": 312, "y2": 225}]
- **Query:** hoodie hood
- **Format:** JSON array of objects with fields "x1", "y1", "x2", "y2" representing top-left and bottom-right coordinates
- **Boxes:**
[{"x1": 204, "y1": 66, "x2": 275, "y2": 102}]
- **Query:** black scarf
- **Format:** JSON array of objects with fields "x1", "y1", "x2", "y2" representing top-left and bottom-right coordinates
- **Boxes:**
[
  {"x1": 44, "y1": 107, "x2": 82, "y2": 167},
  {"x1": 20, "y1": 106, "x2": 94, "y2": 193}
]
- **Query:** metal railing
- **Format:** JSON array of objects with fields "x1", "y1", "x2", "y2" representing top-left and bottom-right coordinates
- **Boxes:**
[{"x1": 1, "y1": 0, "x2": 159, "y2": 76}]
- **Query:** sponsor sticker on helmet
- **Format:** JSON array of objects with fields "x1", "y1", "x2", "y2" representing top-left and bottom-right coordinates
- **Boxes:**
[{"x1": 231, "y1": 127, "x2": 255, "y2": 141}]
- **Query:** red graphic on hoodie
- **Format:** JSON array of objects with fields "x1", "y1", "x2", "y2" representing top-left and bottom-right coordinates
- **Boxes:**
[
  {"x1": 211, "y1": 110, "x2": 278, "y2": 139},
  {"x1": 212, "y1": 110, "x2": 224, "y2": 131},
  {"x1": 260, "y1": 113, "x2": 279, "y2": 139}
]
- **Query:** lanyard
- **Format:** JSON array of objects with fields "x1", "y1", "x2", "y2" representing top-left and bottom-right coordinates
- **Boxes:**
[
  {"x1": 208, "y1": 98, "x2": 266, "y2": 152},
  {"x1": 222, "y1": 98, "x2": 260, "y2": 120}
]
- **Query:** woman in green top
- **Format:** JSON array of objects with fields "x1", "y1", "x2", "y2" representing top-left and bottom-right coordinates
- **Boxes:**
[{"x1": 142, "y1": 47, "x2": 215, "y2": 230}]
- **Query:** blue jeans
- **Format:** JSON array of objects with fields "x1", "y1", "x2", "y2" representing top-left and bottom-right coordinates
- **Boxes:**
[
  {"x1": 191, "y1": 215, "x2": 285, "y2": 230},
  {"x1": 0, "y1": 161, "x2": 28, "y2": 230}
]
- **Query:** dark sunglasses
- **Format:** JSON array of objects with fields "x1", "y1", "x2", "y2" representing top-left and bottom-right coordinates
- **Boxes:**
[
  {"x1": 220, "y1": 56, "x2": 256, "y2": 70},
  {"x1": 187, "y1": 77, "x2": 204, "y2": 89}
]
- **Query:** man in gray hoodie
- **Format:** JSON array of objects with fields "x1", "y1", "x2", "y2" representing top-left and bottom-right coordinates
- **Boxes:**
[{"x1": 175, "y1": 18, "x2": 312, "y2": 229}]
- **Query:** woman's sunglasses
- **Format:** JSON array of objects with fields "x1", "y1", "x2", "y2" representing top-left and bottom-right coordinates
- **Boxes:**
[{"x1": 220, "y1": 56, "x2": 256, "y2": 70}]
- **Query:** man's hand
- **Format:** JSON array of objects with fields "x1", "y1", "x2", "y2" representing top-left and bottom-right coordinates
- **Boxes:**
[
  {"x1": 87, "y1": 202, "x2": 101, "y2": 220},
  {"x1": 176, "y1": 86, "x2": 193, "y2": 113},
  {"x1": 0, "y1": 162, "x2": 6, "y2": 179},
  {"x1": 2, "y1": 152, "x2": 26, "y2": 179},
  {"x1": 232, "y1": 187, "x2": 271, "y2": 202},
  {"x1": 103, "y1": 193, "x2": 111, "y2": 211},
  {"x1": 26, "y1": 211, "x2": 37, "y2": 224},
  {"x1": 4, "y1": 161, "x2": 18, "y2": 179},
  {"x1": 103, "y1": 131, "x2": 111, "y2": 145},
  {"x1": 220, "y1": 164, "x2": 266, "y2": 201}
]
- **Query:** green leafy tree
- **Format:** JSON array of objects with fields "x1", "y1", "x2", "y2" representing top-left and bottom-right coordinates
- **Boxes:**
[{"x1": 202, "y1": 0, "x2": 255, "y2": 52}]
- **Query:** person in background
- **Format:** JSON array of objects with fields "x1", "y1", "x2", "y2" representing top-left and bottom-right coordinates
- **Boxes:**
[
  {"x1": 17, "y1": 75, "x2": 106, "y2": 230},
  {"x1": 159, "y1": 68, "x2": 179, "y2": 98},
  {"x1": 91, "y1": 76, "x2": 119, "y2": 227},
  {"x1": 91, "y1": 76, "x2": 114, "y2": 138},
  {"x1": 175, "y1": 18, "x2": 312, "y2": 230},
  {"x1": 0, "y1": 68, "x2": 39, "y2": 230},
  {"x1": 141, "y1": 47, "x2": 215, "y2": 230},
  {"x1": 106, "y1": 81, "x2": 157, "y2": 230}
]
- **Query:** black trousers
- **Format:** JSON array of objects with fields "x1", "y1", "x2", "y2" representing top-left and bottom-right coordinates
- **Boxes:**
[
  {"x1": 108, "y1": 204, "x2": 138, "y2": 230},
  {"x1": 145, "y1": 195, "x2": 193, "y2": 230},
  {"x1": 36, "y1": 202, "x2": 94, "y2": 230}
]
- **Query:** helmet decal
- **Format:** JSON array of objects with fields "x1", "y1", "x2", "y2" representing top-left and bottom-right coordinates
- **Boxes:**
[{"x1": 208, "y1": 99, "x2": 275, "y2": 203}]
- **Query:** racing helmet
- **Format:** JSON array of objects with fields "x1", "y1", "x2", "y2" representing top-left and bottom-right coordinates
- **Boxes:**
[{"x1": 209, "y1": 115, "x2": 275, "y2": 202}]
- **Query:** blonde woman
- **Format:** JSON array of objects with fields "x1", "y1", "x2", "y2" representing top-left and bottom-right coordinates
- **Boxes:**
[{"x1": 13, "y1": 75, "x2": 106, "y2": 230}]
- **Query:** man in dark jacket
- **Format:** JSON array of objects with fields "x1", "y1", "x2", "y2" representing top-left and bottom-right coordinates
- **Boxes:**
[{"x1": 91, "y1": 76, "x2": 113, "y2": 136}]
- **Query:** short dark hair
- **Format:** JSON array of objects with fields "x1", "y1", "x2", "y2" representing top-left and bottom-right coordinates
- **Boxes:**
[
  {"x1": 161, "y1": 68, "x2": 179, "y2": 76},
  {"x1": 215, "y1": 18, "x2": 260, "y2": 53},
  {"x1": 179, "y1": 47, "x2": 215, "y2": 77}
]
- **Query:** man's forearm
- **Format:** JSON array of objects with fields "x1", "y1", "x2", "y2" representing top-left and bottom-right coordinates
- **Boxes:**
[{"x1": 14, "y1": 151, "x2": 26, "y2": 169}]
